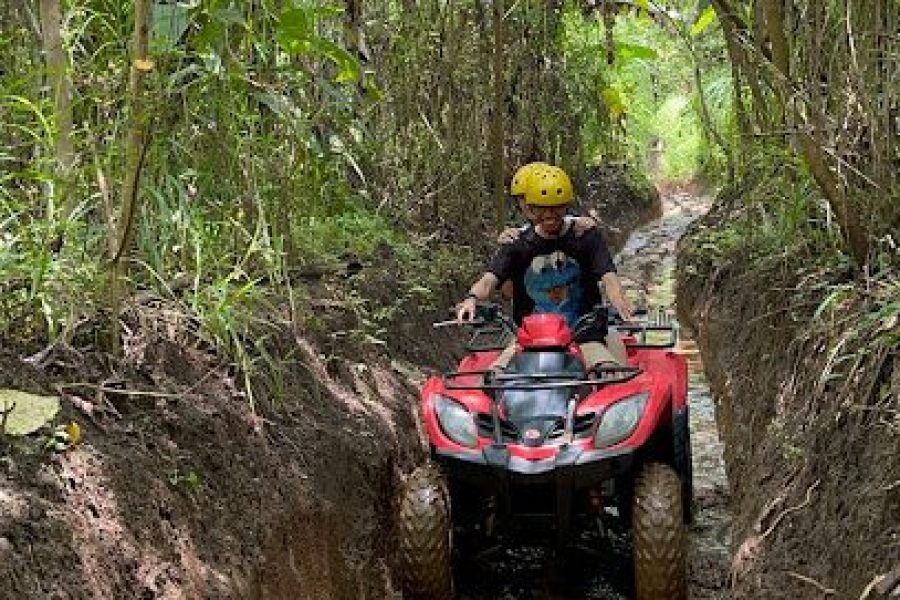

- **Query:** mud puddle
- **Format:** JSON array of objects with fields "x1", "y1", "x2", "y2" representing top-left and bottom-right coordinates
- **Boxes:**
[{"x1": 455, "y1": 189, "x2": 731, "y2": 599}]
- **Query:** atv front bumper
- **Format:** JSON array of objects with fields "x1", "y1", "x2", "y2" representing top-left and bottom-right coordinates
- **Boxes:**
[
  {"x1": 434, "y1": 444, "x2": 635, "y2": 545},
  {"x1": 432, "y1": 444, "x2": 634, "y2": 489}
]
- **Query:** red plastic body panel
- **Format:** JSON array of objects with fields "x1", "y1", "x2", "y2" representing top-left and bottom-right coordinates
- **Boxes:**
[
  {"x1": 516, "y1": 313, "x2": 572, "y2": 348},
  {"x1": 457, "y1": 350, "x2": 501, "y2": 374}
]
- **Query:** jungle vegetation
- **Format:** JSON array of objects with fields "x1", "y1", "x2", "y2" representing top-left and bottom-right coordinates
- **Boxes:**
[{"x1": 1, "y1": 0, "x2": 897, "y2": 367}]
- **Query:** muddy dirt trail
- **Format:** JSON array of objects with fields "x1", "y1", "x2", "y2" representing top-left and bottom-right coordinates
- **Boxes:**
[{"x1": 454, "y1": 189, "x2": 732, "y2": 600}]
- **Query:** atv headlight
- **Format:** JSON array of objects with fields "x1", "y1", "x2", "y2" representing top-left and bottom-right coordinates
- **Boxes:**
[
  {"x1": 434, "y1": 395, "x2": 478, "y2": 449},
  {"x1": 594, "y1": 392, "x2": 649, "y2": 448}
]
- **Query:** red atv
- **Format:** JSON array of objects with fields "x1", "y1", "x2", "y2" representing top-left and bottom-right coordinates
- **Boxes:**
[{"x1": 398, "y1": 303, "x2": 691, "y2": 599}]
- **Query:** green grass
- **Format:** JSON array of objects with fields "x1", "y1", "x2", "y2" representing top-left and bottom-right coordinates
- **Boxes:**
[{"x1": 297, "y1": 205, "x2": 406, "y2": 258}]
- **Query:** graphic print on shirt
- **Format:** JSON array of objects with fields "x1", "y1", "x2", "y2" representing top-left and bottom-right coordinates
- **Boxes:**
[{"x1": 523, "y1": 250, "x2": 583, "y2": 327}]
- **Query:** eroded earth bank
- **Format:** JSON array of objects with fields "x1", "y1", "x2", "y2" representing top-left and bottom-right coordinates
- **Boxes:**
[{"x1": 676, "y1": 182, "x2": 899, "y2": 599}]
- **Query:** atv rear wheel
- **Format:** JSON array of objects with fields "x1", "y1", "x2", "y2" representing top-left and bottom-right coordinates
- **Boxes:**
[
  {"x1": 632, "y1": 462, "x2": 687, "y2": 600},
  {"x1": 398, "y1": 463, "x2": 453, "y2": 600}
]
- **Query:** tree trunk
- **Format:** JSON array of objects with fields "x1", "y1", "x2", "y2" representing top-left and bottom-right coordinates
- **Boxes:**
[
  {"x1": 689, "y1": 43, "x2": 734, "y2": 181},
  {"x1": 714, "y1": 2, "x2": 751, "y2": 141},
  {"x1": 760, "y1": 0, "x2": 869, "y2": 268},
  {"x1": 709, "y1": 0, "x2": 768, "y2": 132},
  {"x1": 603, "y1": 0, "x2": 616, "y2": 66}
]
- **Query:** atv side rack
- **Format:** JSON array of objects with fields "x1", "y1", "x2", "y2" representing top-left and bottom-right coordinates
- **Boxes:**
[{"x1": 615, "y1": 323, "x2": 679, "y2": 348}]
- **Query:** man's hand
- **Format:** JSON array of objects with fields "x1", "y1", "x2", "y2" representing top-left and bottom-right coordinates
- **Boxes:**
[
  {"x1": 610, "y1": 297, "x2": 634, "y2": 322},
  {"x1": 457, "y1": 296, "x2": 478, "y2": 322},
  {"x1": 572, "y1": 210, "x2": 601, "y2": 237},
  {"x1": 459, "y1": 274, "x2": 500, "y2": 322},
  {"x1": 601, "y1": 272, "x2": 633, "y2": 321},
  {"x1": 497, "y1": 227, "x2": 521, "y2": 244}
]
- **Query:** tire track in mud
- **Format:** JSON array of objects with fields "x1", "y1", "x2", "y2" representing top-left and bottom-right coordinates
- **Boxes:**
[{"x1": 455, "y1": 190, "x2": 731, "y2": 600}]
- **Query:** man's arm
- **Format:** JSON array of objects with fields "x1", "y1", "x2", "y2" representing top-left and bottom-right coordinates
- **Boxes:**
[
  {"x1": 457, "y1": 272, "x2": 501, "y2": 322},
  {"x1": 601, "y1": 272, "x2": 633, "y2": 321},
  {"x1": 571, "y1": 209, "x2": 601, "y2": 237},
  {"x1": 581, "y1": 229, "x2": 633, "y2": 320},
  {"x1": 500, "y1": 214, "x2": 591, "y2": 244}
]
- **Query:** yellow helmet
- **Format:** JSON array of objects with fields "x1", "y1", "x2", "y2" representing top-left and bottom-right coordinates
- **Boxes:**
[
  {"x1": 509, "y1": 162, "x2": 550, "y2": 197},
  {"x1": 524, "y1": 165, "x2": 574, "y2": 206}
]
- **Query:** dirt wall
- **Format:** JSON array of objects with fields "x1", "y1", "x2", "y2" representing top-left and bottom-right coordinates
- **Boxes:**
[
  {"x1": 675, "y1": 187, "x2": 899, "y2": 599},
  {"x1": 0, "y1": 317, "x2": 424, "y2": 599}
]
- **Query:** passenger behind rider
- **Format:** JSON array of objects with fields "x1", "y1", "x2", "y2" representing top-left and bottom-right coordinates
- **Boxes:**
[
  {"x1": 501, "y1": 162, "x2": 602, "y2": 242},
  {"x1": 457, "y1": 165, "x2": 631, "y2": 369}
]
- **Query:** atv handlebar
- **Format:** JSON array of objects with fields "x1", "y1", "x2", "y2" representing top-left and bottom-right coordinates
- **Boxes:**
[
  {"x1": 432, "y1": 302, "x2": 678, "y2": 349},
  {"x1": 433, "y1": 302, "x2": 516, "y2": 332},
  {"x1": 433, "y1": 318, "x2": 488, "y2": 329}
]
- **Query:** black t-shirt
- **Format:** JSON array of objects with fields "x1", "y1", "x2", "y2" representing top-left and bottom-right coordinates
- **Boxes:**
[{"x1": 488, "y1": 226, "x2": 616, "y2": 326}]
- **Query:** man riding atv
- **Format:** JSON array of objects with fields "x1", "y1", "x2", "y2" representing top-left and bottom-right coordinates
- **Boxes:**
[
  {"x1": 497, "y1": 161, "x2": 604, "y2": 299},
  {"x1": 458, "y1": 164, "x2": 631, "y2": 368}
]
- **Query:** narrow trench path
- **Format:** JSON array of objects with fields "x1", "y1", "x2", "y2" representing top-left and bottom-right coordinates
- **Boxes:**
[
  {"x1": 617, "y1": 189, "x2": 731, "y2": 600},
  {"x1": 455, "y1": 189, "x2": 732, "y2": 599}
]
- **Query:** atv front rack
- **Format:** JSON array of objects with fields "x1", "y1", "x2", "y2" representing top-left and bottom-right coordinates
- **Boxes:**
[
  {"x1": 443, "y1": 365, "x2": 642, "y2": 391},
  {"x1": 432, "y1": 311, "x2": 515, "y2": 352},
  {"x1": 443, "y1": 366, "x2": 641, "y2": 452}
]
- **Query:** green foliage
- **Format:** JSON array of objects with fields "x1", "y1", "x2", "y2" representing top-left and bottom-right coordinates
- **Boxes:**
[
  {"x1": 167, "y1": 468, "x2": 204, "y2": 495},
  {"x1": 44, "y1": 422, "x2": 82, "y2": 453},
  {"x1": 151, "y1": 1, "x2": 191, "y2": 50},
  {"x1": 692, "y1": 150, "x2": 850, "y2": 273},
  {"x1": 0, "y1": 0, "x2": 747, "y2": 401},
  {"x1": 276, "y1": 4, "x2": 359, "y2": 82},
  {"x1": 0, "y1": 85, "x2": 106, "y2": 341},
  {"x1": 0, "y1": 390, "x2": 61, "y2": 436},
  {"x1": 299, "y1": 206, "x2": 403, "y2": 257},
  {"x1": 616, "y1": 42, "x2": 658, "y2": 61},
  {"x1": 690, "y1": 6, "x2": 717, "y2": 38},
  {"x1": 562, "y1": 3, "x2": 732, "y2": 183},
  {"x1": 658, "y1": 94, "x2": 702, "y2": 179}
]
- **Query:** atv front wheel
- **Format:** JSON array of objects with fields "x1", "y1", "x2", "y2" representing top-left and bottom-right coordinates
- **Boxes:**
[
  {"x1": 632, "y1": 462, "x2": 687, "y2": 600},
  {"x1": 398, "y1": 463, "x2": 453, "y2": 600}
]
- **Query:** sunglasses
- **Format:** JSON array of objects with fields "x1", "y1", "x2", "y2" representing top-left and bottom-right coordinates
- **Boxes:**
[{"x1": 528, "y1": 204, "x2": 567, "y2": 216}]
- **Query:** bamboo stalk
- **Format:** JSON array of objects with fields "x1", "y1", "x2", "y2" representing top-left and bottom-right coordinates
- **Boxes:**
[
  {"x1": 38, "y1": 0, "x2": 75, "y2": 225},
  {"x1": 109, "y1": 0, "x2": 153, "y2": 355},
  {"x1": 760, "y1": 0, "x2": 870, "y2": 268},
  {"x1": 490, "y1": 0, "x2": 507, "y2": 228}
]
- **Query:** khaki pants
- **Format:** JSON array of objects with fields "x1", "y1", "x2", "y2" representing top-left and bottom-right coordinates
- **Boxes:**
[{"x1": 492, "y1": 331, "x2": 627, "y2": 370}]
